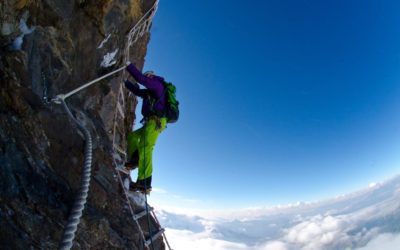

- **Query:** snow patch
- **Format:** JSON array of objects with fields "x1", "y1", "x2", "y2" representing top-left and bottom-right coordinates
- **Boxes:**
[
  {"x1": 97, "y1": 34, "x2": 111, "y2": 49},
  {"x1": 12, "y1": 18, "x2": 35, "y2": 50},
  {"x1": 128, "y1": 192, "x2": 146, "y2": 208},
  {"x1": 100, "y1": 49, "x2": 119, "y2": 67}
]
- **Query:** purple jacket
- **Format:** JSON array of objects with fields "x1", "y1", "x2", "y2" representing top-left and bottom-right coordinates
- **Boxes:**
[{"x1": 126, "y1": 63, "x2": 166, "y2": 117}]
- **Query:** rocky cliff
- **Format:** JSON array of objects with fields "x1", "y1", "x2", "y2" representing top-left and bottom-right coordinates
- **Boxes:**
[{"x1": 0, "y1": 1, "x2": 164, "y2": 249}]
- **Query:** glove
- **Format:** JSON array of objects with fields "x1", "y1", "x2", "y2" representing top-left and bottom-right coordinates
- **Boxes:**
[
  {"x1": 124, "y1": 79, "x2": 139, "y2": 91},
  {"x1": 124, "y1": 79, "x2": 132, "y2": 88}
]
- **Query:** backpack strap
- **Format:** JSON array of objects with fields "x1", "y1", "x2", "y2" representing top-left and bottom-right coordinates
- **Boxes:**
[{"x1": 147, "y1": 81, "x2": 167, "y2": 118}]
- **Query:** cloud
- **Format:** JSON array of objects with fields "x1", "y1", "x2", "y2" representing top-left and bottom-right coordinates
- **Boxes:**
[
  {"x1": 149, "y1": 187, "x2": 203, "y2": 210},
  {"x1": 165, "y1": 228, "x2": 290, "y2": 250},
  {"x1": 368, "y1": 182, "x2": 378, "y2": 188},
  {"x1": 156, "y1": 210, "x2": 206, "y2": 233},
  {"x1": 165, "y1": 229, "x2": 249, "y2": 250},
  {"x1": 155, "y1": 175, "x2": 400, "y2": 250},
  {"x1": 285, "y1": 215, "x2": 346, "y2": 248},
  {"x1": 152, "y1": 187, "x2": 168, "y2": 194},
  {"x1": 355, "y1": 233, "x2": 400, "y2": 250},
  {"x1": 260, "y1": 241, "x2": 288, "y2": 250}
]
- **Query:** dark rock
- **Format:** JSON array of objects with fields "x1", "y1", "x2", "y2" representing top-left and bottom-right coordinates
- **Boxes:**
[{"x1": 0, "y1": 0, "x2": 164, "y2": 249}]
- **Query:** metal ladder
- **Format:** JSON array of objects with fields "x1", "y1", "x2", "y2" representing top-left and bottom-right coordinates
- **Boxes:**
[
  {"x1": 111, "y1": 77, "x2": 171, "y2": 249},
  {"x1": 112, "y1": 82, "x2": 173, "y2": 248},
  {"x1": 110, "y1": 1, "x2": 173, "y2": 248}
]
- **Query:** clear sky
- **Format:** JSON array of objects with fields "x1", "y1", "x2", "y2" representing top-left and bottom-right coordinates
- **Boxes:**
[{"x1": 136, "y1": 0, "x2": 400, "y2": 209}]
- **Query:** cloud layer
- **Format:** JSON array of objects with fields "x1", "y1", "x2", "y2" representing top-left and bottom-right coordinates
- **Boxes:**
[{"x1": 156, "y1": 175, "x2": 400, "y2": 250}]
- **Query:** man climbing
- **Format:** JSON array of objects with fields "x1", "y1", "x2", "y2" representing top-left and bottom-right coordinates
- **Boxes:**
[{"x1": 123, "y1": 62, "x2": 168, "y2": 194}]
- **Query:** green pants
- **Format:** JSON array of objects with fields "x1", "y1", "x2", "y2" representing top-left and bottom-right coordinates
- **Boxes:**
[{"x1": 127, "y1": 117, "x2": 167, "y2": 181}]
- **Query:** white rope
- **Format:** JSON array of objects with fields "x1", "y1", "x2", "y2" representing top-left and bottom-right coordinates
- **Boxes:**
[
  {"x1": 52, "y1": 66, "x2": 126, "y2": 104},
  {"x1": 58, "y1": 99, "x2": 93, "y2": 250}
]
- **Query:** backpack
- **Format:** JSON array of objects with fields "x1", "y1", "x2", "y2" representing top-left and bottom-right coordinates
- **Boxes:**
[{"x1": 154, "y1": 81, "x2": 179, "y2": 123}]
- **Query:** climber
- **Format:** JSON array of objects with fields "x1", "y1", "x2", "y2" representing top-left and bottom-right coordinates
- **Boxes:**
[{"x1": 123, "y1": 62, "x2": 168, "y2": 194}]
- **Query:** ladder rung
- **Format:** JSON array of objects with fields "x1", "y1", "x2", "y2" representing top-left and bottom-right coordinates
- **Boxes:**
[
  {"x1": 145, "y1": 228, "x2": 165, "y2": 247},
  {"x1": 133, "y1": 207, "x2": 154, "y2": 220},
  {"x1": 113, "y1": 144, "x2": 127, "y2": 156},
  {"x1": 116, "y1": 166, "x2": 130, "y2": 175}
]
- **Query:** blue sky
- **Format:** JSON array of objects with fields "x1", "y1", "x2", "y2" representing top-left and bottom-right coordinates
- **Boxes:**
[{"x1": 136, "y1": 0, "x2": 400, "y2": 209}]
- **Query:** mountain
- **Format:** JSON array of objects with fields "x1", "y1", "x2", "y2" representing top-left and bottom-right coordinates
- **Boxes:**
[{"x1": 0, "y1": 1, "x2": 164, "y2": 249}]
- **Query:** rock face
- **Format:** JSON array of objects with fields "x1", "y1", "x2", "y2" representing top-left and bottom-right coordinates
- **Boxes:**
[{"x1": 0, "y1": 1, "x2": 164, "y2": 249}]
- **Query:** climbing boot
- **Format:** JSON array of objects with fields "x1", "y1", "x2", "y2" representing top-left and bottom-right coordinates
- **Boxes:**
[
  {"x1": 129, "y1": 176, "x2": 152, "y2": 194},
  {"x1": 124, "y1": 161, "x2": 137, "y2": 171},
  {"x1": 129, "y1": 182, "x2": 152, "y2": 194}
]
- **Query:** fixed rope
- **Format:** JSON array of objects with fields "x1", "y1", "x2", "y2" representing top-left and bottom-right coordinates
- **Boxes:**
[
  {"x1": 52, "y1": 66, "x2": 126, "y2": 104},
  {"x1": 51, "y1": 0, "x2": 159, "y2": 104},
  {"x1": 58, "y1": 99, "x2": 93, "y2": 250}
]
